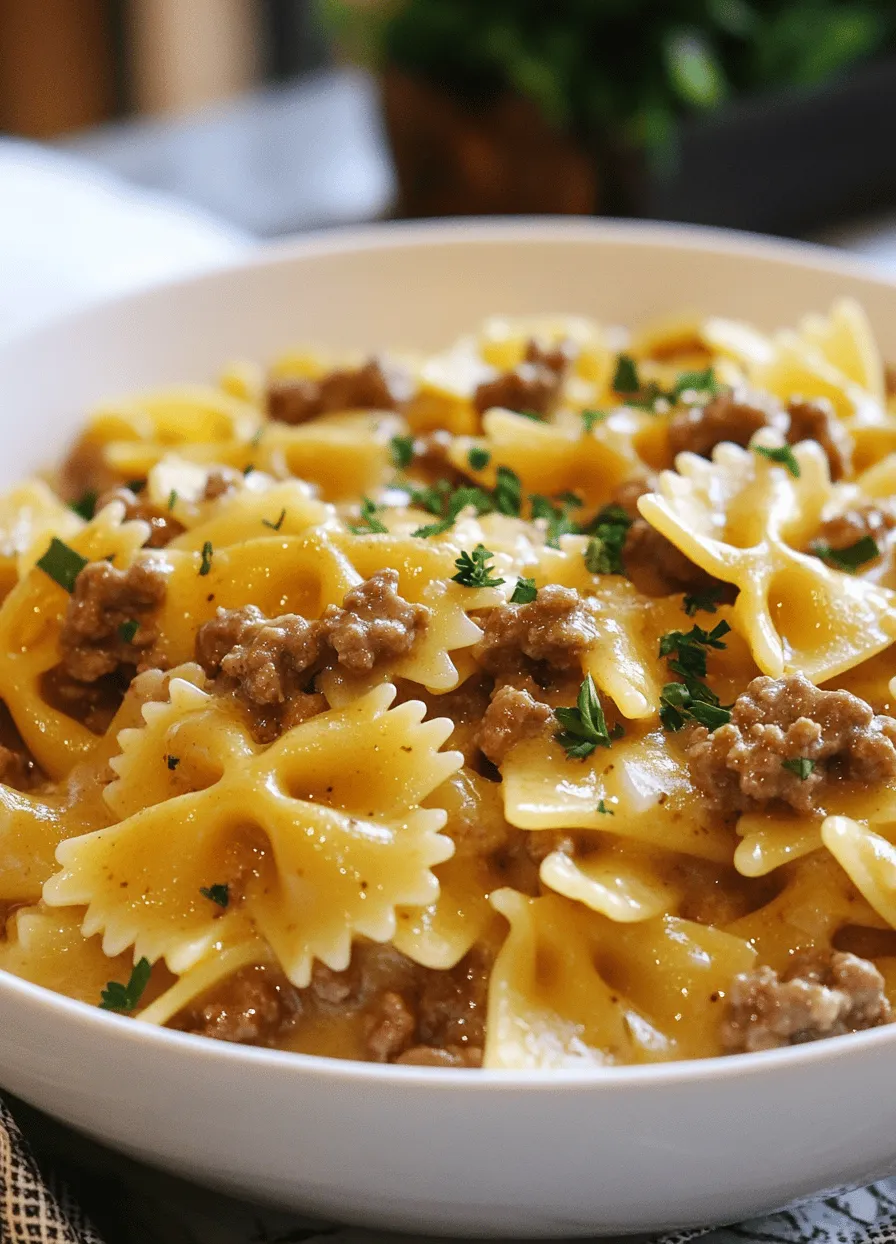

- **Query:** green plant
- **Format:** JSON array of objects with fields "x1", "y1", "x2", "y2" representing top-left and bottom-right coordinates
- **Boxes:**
[{"x1": 316, "y1": 0, "x2": 896, "y2": 153}]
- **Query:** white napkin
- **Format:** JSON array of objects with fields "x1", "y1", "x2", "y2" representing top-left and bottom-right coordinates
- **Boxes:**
[{"x1": 0, "y1": 140, "x2": 250, "y2": 345}]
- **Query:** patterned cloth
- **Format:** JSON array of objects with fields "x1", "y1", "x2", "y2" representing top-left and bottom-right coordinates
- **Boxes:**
[{"x1": 2, "y1": 1097, "x2": 896, "y2": 1244}]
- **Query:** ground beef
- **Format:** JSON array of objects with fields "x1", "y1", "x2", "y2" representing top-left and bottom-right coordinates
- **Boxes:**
[
  {"x1": 523, "y1": 337, "x2": 576, "y2": 375},
  {"x1": 364, "y1": 990, "x2": 417, "y2": 1062},
  {"x1": 173, "y1": 963, "x2": 301, "y2": 1045},
  {"x1": 320, "y1": 569, "x2": 429, "y2": 674},
  {"x1": 203, "y1": 468, "x2": 242, "y2": 501},
  {"x1": 474, "y1": 585, "x2": 597, "y2": 674},
  {"x1": 416, "y1": 945, "x2": 491, "y2": 1054},
  {"x1": 623, "y1": 517, "x2": 719, "y2": 597},
  {"x1": 814, "y1": 500, "x2": 895, "y2": 554},
  {"x1": 475, "y1": 684, "x2": 553, "y2": 765},
  {"x1": 473, "y1": 337, "x2": 569, "y2": 417},
  {"x1": 195, "y1": 605, "x2": 325, "y2": 742},
  {"x1": 0, "y1": 742, "x2": 41, "y2": 791},
  {"x1": 267, "y1": 358, "x2": 411, "y2": 425},
  {"x1": 721, "y1": 951, "x2": 891, "y2": 1053},
  {"x1": 611, "y1": 476, "x2": 655, "y2": 519},
  {"x1": 688, "y1": 673, "x2": 896, "y2": 816},
  {"x1": 60, "y1": 559, "x2": 167, "y2": 683},
  {"x1": 786, "y1": 397, "x2": 852, "y2": 481},
  {"x1": 96, "y1": 486, "x2": 185, "y2": 549},
  {"x1": 668, "y1": 387, "x2": 783, "y2": 459}
]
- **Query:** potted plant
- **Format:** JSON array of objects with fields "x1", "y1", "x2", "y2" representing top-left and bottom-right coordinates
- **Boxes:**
[{"x1": 316, "y1": 0, "x2": 896, "y2": 232}]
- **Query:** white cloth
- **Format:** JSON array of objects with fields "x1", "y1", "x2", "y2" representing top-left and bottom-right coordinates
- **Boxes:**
[{"x1": 0, "y1": 140, "x2": 250, "y2": 345}]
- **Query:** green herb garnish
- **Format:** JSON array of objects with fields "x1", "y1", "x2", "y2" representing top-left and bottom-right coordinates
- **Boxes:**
[
  {"x1": 390, "y1": 435, "x2": 415, "y2": 469},
  {"x1": 510, "y1": 576, "x2": 537, "y2": 604},
  {"x1": 452, "y1": 545, "x2": 505, "y2": 588},
  {"x1": 409, "y1": 480, "x2": 453, "y2": 515},
  {"x1": 581, "y1": 409, "x2": 608, "y2": 432},
  {"x1": 467, "y1": 446, "x2": 491, "y2": 471},
  {"x1": 597, "y1": 799, "x2": 614, "y2": 815},
  {"x1": 530, "y1": 492, "x2": 582, "y2": 548},
  {"x1": 70, "y1": 490, "x2": 98, "y2": 521},
  {"x1": 811, "y1": 535, "x2": 879, "y2": 574},
  {"x1": 167, "y1": 489, "x2": 178, "y2": 511},
  {"x1": 669, "y1": 367, "x2": 720, "y2": 402},
  {"x1": 658, "y1": 620, "x2": 732, "y2": 732},
  {"x1": 782, "y1": 757, "x2": 815, "y2": 780},
  {"x1": 612, "y1": 353, "x2": 640, "y2": 394},
  {"x1": 261, "y1": 508, "x2": 287, "y2": 531},
  {"x1": 36, "y1": 538, "x2": 89, "y2": 593},
  {"x1": 754, "y1": 444, "x2": 800, "y2": 478},
  {"x1": 99, "y1": 957, "x2": 151, "y2": 1013},
  {"x1": 555, "y1": 675, "x2": 622, "y2": 759},
  {"x1": 349, "y1": 497, "x2": 389, "y2": 535},
  {"x1": 659, "y1": 620, "x2": 731, "y2": 680},
  {"x1": 412, "y1": 485, "x2": 492, "y2": 537},
  {"x1": 584, "y1": 505, "x2": 632, "y2": 575},
  {"x1": 493, "y1": 465, "x2": 522, "y2": 516},
  {"x1": 200, "y1": 883, "x2": 230, "y2": 908},
  {"x1": 516, "y1": 409, "x2": 545, "y2": 422},
  {"x1": 249, "y1": 426, "x2": 264, "y2": 448},
  {"x1": 199, "y1": 541, "x2": 214, "y2": 575},
  {"x1": 682, "y1": 584, "x2": 725, "y2": 616},
  {"x1": 118, "y1": 620, "x2": 139, "y2": 644}
]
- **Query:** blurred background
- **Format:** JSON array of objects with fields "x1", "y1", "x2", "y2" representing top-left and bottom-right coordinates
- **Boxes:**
[{"x1": 4, "y1": 0, "x2": 896, "y2": 334}]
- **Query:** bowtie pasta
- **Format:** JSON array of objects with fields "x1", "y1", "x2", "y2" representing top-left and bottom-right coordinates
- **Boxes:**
[{"x1": 3, "y1": 300, "x2": 896, "y2": 1069}]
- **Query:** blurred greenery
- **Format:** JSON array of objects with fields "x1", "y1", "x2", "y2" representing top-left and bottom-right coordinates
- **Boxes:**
[{"x1": 315, "y1": 0, "x2": 896, "y2": 152}]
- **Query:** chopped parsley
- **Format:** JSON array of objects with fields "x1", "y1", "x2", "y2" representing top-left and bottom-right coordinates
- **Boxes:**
[
  {"x1": 70, "y1": 490, "x2": 97, "y2": 521},
  {"x1": 166, "y1": 755, "x2": 180, "y2": 770},
  {"x1": 36, "y1": 538, "x2": 89, "y2": 592},
  {"x1": 118, "y1": 620, "x2": 139, "y2": 644},
  {"x1": 581, "y1": 409, "x2": 608, "y2": 432},
  {"x1": 412, "y1": 485, "x2": 492, "y2": 537},
  {"x1": 658, "y1": 620, "x2": 732, "y2": 732},
  {"x1": 390, "y1": 435, "x2": 415, "y2": 470},
  {"x1": 167, "y1": 488, "x2": 178, "y2": 511},
  {"x1": 409, "y1": 480, "x2": 452, "y2": 515},
  {"x1": 516, "y1": 409, "x2": 545, "y2": 422},
  {"x1": 682, "y1": 583, "x2": 725, "y2": 616},
  {"x1": 200, "y1": 883, "x2": 230, "y2": 908},
  {"x1": 597, "y1": 799, "x2": 614, "y2": 815},
  {"x1": 349, "y1": 497, "x2": 389, "y2": 535},
  {"x1": 467, "y1": 446, "x2": 491, "y2": 471},
  {"x1": 669, "y1": 367, "x2": 720, "y2": 403},
  {"x1": 555, "y1": 675, "x2": 622, "y2": 759},
  {"x1": 510, "y1": 576, "x2": 537, "y2": 604},
  {"x1": 199, "y1": 541, "x2": 214, "y2": 576},
  {"x1": 530, "y1": 492, "x2": 582, "y2": 547},
  {"x1": 261, "y1": 508, "x2": 287, "y2": 531},
  {"x1": 782, "y1": 757, "x2": 815, "y2": 780},
  {"x1": 754, "y1": 443, "x2": 800, "y2": 478},
  {"x1": 249, "y1": 426, "x2": 264, "y2": 448},
  {"x1": 811, "y1": 535, "x2": 879, "y2": 574},
  {"x1": 612, "y1": 353, "x2": 640, "y2": 395},
  {"x1": 493, "y1": 465, "x2": 522, "y2": 517},
  {"x1": 583, "y1": 505, "x2": 632, "y2": 575},
  {"x1": 99, "y1": 957, "x2": 152, "y2": 1013},
  {"x1": 452, "y1": 545, "x2": 505, "y2": 588}
]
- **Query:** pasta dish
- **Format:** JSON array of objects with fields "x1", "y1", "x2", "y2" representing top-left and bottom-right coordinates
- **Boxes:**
[{"x1": 1, "y1": 300, "x2": 895, "y2": 1069}]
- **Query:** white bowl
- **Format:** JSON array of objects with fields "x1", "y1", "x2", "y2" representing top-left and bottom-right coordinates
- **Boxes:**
[{"x1": 2, "y1": 219, "x2": 896, "y2": 1238}]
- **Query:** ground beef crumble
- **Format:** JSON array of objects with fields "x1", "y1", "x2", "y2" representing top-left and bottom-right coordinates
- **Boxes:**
[
  {"x1": 814, "y1": 500, "x2": 896, "y2": 555},
  {"x1": 474, "y1": 584, "x2": 597, "y2": 674},
  {"x1": 267, "y1": 358, "x2": 411, "y2": 425},
  {"x1": 473, "y1": 337, "x2": 571, "y2": 417},
  {"x1": 688, "y1": 673, "x2": 896, "y2": 815},
  {"x1": 668, "y1": 387, "x2": 783, "y2": 459},
  {"x1": 95, "y1": 486, "x2": 185, "y2": 549},
  {"x1": 320, "y1": 568, "x2": 429, "y2": 674},
  {"x1": 786, "y1": 397, "x2": 852, "y2": 481},
  {"x1": 59, "y1": 559, "x2": 167, "y2": 683},
  {"x1": 475, "y1": 684, "x2": 553, "y2": 765},
  {"x1": 172, "y1": 963, "x2": 301, "y2": 1045},
  {"x1": 721, "y1": 951, "x2": 891, "y2": 1053},
  {"x1": 608, "y1": 478, "x2": 726, "y2": 598}
]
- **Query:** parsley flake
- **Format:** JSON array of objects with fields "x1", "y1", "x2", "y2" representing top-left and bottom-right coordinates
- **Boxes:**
[
  {"x1": 555, "y1": 675, "x2": 622, "y2": 759},
  {"x1": 349, "y1": 497, "x2": 388, "y2": 535},
  {"x1": 612, "y1": 353, "x2": 640, "y2": 394},
  {"x1": 811, "y1": 535, "x2": 879, "y2": 574},
  {"x1": 390, "y1": 435, "x2": 415, "y2": 470},
  {"x1": 261, "y1": 508, "x2": 287, "y2": 531},
  {"x1": 36, "y1": 538, "x2": 89, "y2": 593},
  {"x1": 467, "y1": 446, "x2": 491, "y2": 471},
  {"x1": 510, "y1": 576, "x2": 537, "y2": 604},
  {"x1": 412, "y1": 485, "x2": 492, "y2": 537},
  {"x1": 249, "y1": 426, "x2": 264, "y2": 448},
  {"x1": 530, "y1": 493, "x2": 583, "y2": 548},
  {"x1": 166, "y1": 755, "x2": 180, "y2": 770},
  {"x1": 493, "y1": 465, "x2": 522, "y2": 516},
  {"x1": 167, "y1": 488, "x2": 178, "y2": 511},
  {"x1": 670, "y1": 367, "x2": 720, "y2": 402},
  {"x1": 682, "y1": 584, "x2": 725, "y2": 616},
  {"x1": 452, "y1": 545, "x2": 505, "y2": 588},
  {"x1": 597, "y1": 799, "x2": 614, "y2": 815},
  {"x1": 99, "y1": 957, "x2": 151, "y2": 1013},
  {"x1": 584, "y1": 505, "x2": 632, "y2": 575},
  {"x1": 782, "y1": 757, "x2": 815, "y2": 780},
  {"x1": 516, "y1": 410, "x2": 544, "y2": 422},
  {"x1": 581, "y1": 409, "x2": 608, "y2": 432},
  {"x1": 70, "y1": 490, "x2": 97, "y2": 521},
  {"x1": 200, "y1": 883, "x2": 230, "y2": 908},
  {"x1": 118, "y1": 619, "x2": 139, "y2": 644},
  {"x1": 658, "y1": 620, "x2": 732, "y2": 732},
  {"x1": 754, "y1": 444, "x2": 800, "y2": 478},
  {"x1": 199, "y1": 541, "x2": 214, "y2": 576}
]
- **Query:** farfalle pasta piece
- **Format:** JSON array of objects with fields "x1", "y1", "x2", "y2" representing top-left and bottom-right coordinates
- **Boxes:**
[
  {"x1": 0, "y1": 905, "x2": 136, "y2": 1005},
  {"x1": 0, "y1": 502, "x2": 151, "y2": 776},
  {"x1": 638, "y1": 438, "x2": 896, "y2": 682},
  {"x1": 253, "y1": 413, "x2": 407, "y2": 502},
  {"x1": 821, "y1": 817, "x2": 896, "y2": 929},
  {"x1": 797, "y1": 298, "x2": 885, "y2": 404},
  {"x1": 539, "y1": 844, "x2": 682, "y2": 923},
  {"x1": 0, "y1": 480, "x2": 82, "y2": 595},
  {"x1": 44, "y1": 682, "x2": 461, "y2": 985}
]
